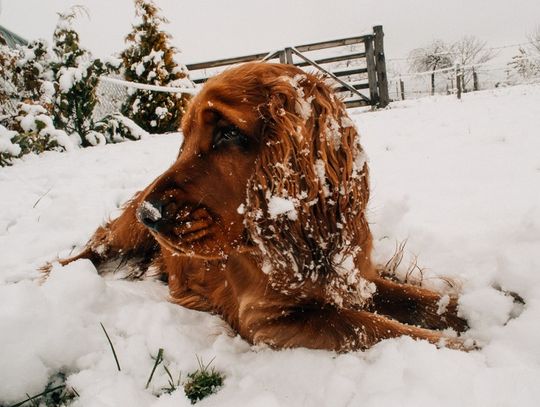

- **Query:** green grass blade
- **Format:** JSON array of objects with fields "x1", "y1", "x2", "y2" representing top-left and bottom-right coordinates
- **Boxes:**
[
  {"x1": 100, "y1": 322, "x2": 121, "y2": 371},
  {"x1": 145, "y1": 348, "x2": 164, "y2": 389}
]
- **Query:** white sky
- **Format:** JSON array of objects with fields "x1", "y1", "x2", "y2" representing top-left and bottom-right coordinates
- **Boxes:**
[{"x1": 1, "y1": 0, "x2": 540, "y2": 68}]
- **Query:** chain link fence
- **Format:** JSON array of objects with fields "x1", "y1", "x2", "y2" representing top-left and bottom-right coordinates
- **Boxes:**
[{"x1": 92, "y1": 75, "x2": 198, "y2": 121}]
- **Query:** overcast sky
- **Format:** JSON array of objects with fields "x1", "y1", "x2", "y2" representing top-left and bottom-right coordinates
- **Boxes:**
[{"x1": 2, "y1": 0, "x2": 540, "y2": 68}]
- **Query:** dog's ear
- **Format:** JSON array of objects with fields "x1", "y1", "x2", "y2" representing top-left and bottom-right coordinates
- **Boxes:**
[{"x1": 244, "y1": 70, "x2": 375, "y2": 308}]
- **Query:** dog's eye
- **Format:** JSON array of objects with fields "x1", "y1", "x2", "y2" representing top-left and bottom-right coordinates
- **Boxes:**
[{"x1": 212, "y1": 126, "x2": 249, "y2": 150}]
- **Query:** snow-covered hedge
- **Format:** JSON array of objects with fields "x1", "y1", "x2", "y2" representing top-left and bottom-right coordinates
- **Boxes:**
[
  {"x1": 0, "y1": 8, "x2": 150, "y2": 166},
  {"x1": 0, "y1": 2, "x2": 192, "y2": 167},
  {"x1": 0, "y1": 124, "x2": 20, "y2": 166},
  {"x1": 93, "y1": 113, "x2": 149, "y2": 144},
  {"x1": 0, "y1": 103, "x2": 76, "y2": 165},
  {"x1": 0, "y1": 103, "x2": 148, "y2": 165}
]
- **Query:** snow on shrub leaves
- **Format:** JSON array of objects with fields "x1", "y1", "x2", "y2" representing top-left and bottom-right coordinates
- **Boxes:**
[
  {"x1": 120, "y1": 0, "x2": 191, "y2": 134},
  {"x1": 50, "y1": 7, "x2": 120, "y2": 147},
  {"x1": 0, "y1": 3, "x2": 181, "y2": 166}
]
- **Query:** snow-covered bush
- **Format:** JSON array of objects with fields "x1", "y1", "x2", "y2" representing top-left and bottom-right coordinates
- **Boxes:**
[
  {"x1": 1, "y1": 39, "x2": 55, "y2": 116},
  {"x1": 93, "y1": 113, "x2": 149, "y2": 144},
  {"x1": 0, "y1": 124, "x2": 20, "y2": 166},
  {"x1": 121, "y1": 0, "x2": 191, "y2": 133},
  {"x1": 0, "y1": 44, "x2": 20, "y2": 115},
  {"x1": 0, "y1": 102, "x2": 77, "y2": 165},
  {"x1": 1, "y1": 2, "x2": 193, "y2": 166},
  {"x1": 1, "y1": 39, "x2": 69, "y2": 166},
  {"x1": 51, "y1": 7, "x2": 121, "y2": 147},
  {"x1": 14, "y1": 39, "x2": 55, "y2": 104}
]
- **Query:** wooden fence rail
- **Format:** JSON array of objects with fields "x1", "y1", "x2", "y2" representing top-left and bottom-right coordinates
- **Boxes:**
[{"x1": 185, "y1": 25, "x2": 390, "y2": 108}]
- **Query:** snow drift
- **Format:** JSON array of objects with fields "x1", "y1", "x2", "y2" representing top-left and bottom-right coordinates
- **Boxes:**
[{"x1": 1, "y1": 84, "x2": 540, "y2": 406}]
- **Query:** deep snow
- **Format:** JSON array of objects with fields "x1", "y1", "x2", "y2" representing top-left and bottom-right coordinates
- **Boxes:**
[{"x1": 1, "y1": 84, "x2": 540, "y2": 406}]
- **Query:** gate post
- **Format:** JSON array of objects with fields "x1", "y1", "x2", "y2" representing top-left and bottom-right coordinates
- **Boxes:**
[
  {"x1": 284, "y1": 47, "x2": 294, "y2": 64},
  {"x1": 364, "y1": 35, "x2": 379, "y2": 106},
  {"x1": 373, "y1": 25, "x2": 390, "y2": 108}
]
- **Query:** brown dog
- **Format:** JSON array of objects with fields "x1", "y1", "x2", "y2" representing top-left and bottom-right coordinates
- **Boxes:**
[{"x1": 55, "y1": 62, "x2": 467, "y2": 351}]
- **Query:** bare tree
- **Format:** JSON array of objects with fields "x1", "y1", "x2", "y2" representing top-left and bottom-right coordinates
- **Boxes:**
[
  {"x1": 452, "y1": 36, "x2": 496, "y2": 66},
  {"x1": 451, "y1": 36, "x2": 496, "y2": 90},
  {"x1": 408, "y1": 40, "x2": 453, "y2": 95}
]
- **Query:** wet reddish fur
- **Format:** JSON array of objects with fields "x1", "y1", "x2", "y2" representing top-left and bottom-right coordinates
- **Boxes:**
[{"x1": 56, "y1": 62, "x2": 468, "y2": 351}]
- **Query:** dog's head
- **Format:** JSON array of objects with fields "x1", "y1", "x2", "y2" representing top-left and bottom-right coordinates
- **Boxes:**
[{"x1": 138, "y1": 62, "x2": 373, "y2": 306}]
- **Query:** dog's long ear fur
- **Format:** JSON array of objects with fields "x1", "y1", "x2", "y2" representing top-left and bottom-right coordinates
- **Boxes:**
[{"x1": 244, "y1": 68, "x2": 375, "y2": 308}]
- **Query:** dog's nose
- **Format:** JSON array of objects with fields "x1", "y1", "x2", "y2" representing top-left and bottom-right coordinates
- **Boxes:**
[{"x1": 136, "y1": 200, "x2": 163, "y2": 231}]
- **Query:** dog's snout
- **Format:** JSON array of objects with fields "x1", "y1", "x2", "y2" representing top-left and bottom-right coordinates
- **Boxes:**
[{"x1": 137, "y1": 200, "x2": 163, "y2": 231}]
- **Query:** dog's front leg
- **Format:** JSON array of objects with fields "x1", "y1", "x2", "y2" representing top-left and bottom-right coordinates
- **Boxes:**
[{"x1": 43, "y1": 190, "x2": 157, "y2": 274}]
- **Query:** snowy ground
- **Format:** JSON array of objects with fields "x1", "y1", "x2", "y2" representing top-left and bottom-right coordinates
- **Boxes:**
[{"x1": 1, "y1": 84, "x2": 540, "y2": 406}]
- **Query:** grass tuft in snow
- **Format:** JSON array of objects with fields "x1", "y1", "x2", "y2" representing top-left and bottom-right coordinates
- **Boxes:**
[
  {"x1": 161, "y1": 363, "x2": 182, "y2": 395},
  {"x1": 145, "y1": 348, "x2": 164, "y2": 389},
  {"x1": 144, "y1": 348, "x2": 182, "y2": 396},
  {"x1": 8, "y1": 373, "x2": 78, "y2": 407},
  {"x1": 100, "y1": 322, "x2": 121, "y2": 371},
  {"x1": 183, "y1": 356, "x2": 224, "y2": 404}
]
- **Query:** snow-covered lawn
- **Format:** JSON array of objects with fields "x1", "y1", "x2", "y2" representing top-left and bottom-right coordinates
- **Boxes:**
[{"x1": 1, "y1": 85, "x2": 540, "y2": 406}]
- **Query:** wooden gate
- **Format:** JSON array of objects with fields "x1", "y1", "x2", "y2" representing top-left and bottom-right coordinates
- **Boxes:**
[{"x1": 185, "y1": 25, "x2": 389, "y2": 108}]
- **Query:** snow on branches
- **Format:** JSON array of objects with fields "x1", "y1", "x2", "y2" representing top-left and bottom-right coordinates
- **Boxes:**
[
  {"x1": 0, "y1": 6, "x2": 147, "y2": 166},
  {"x1": 1, "y1": 1, "x2": 193, "y2": 166},
  {"x1": 121, "y1": 0, "x2": 191, "y2": 133},
  {"x1": 51, "y1": 7, "x2": 121, "y2": 147}
]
